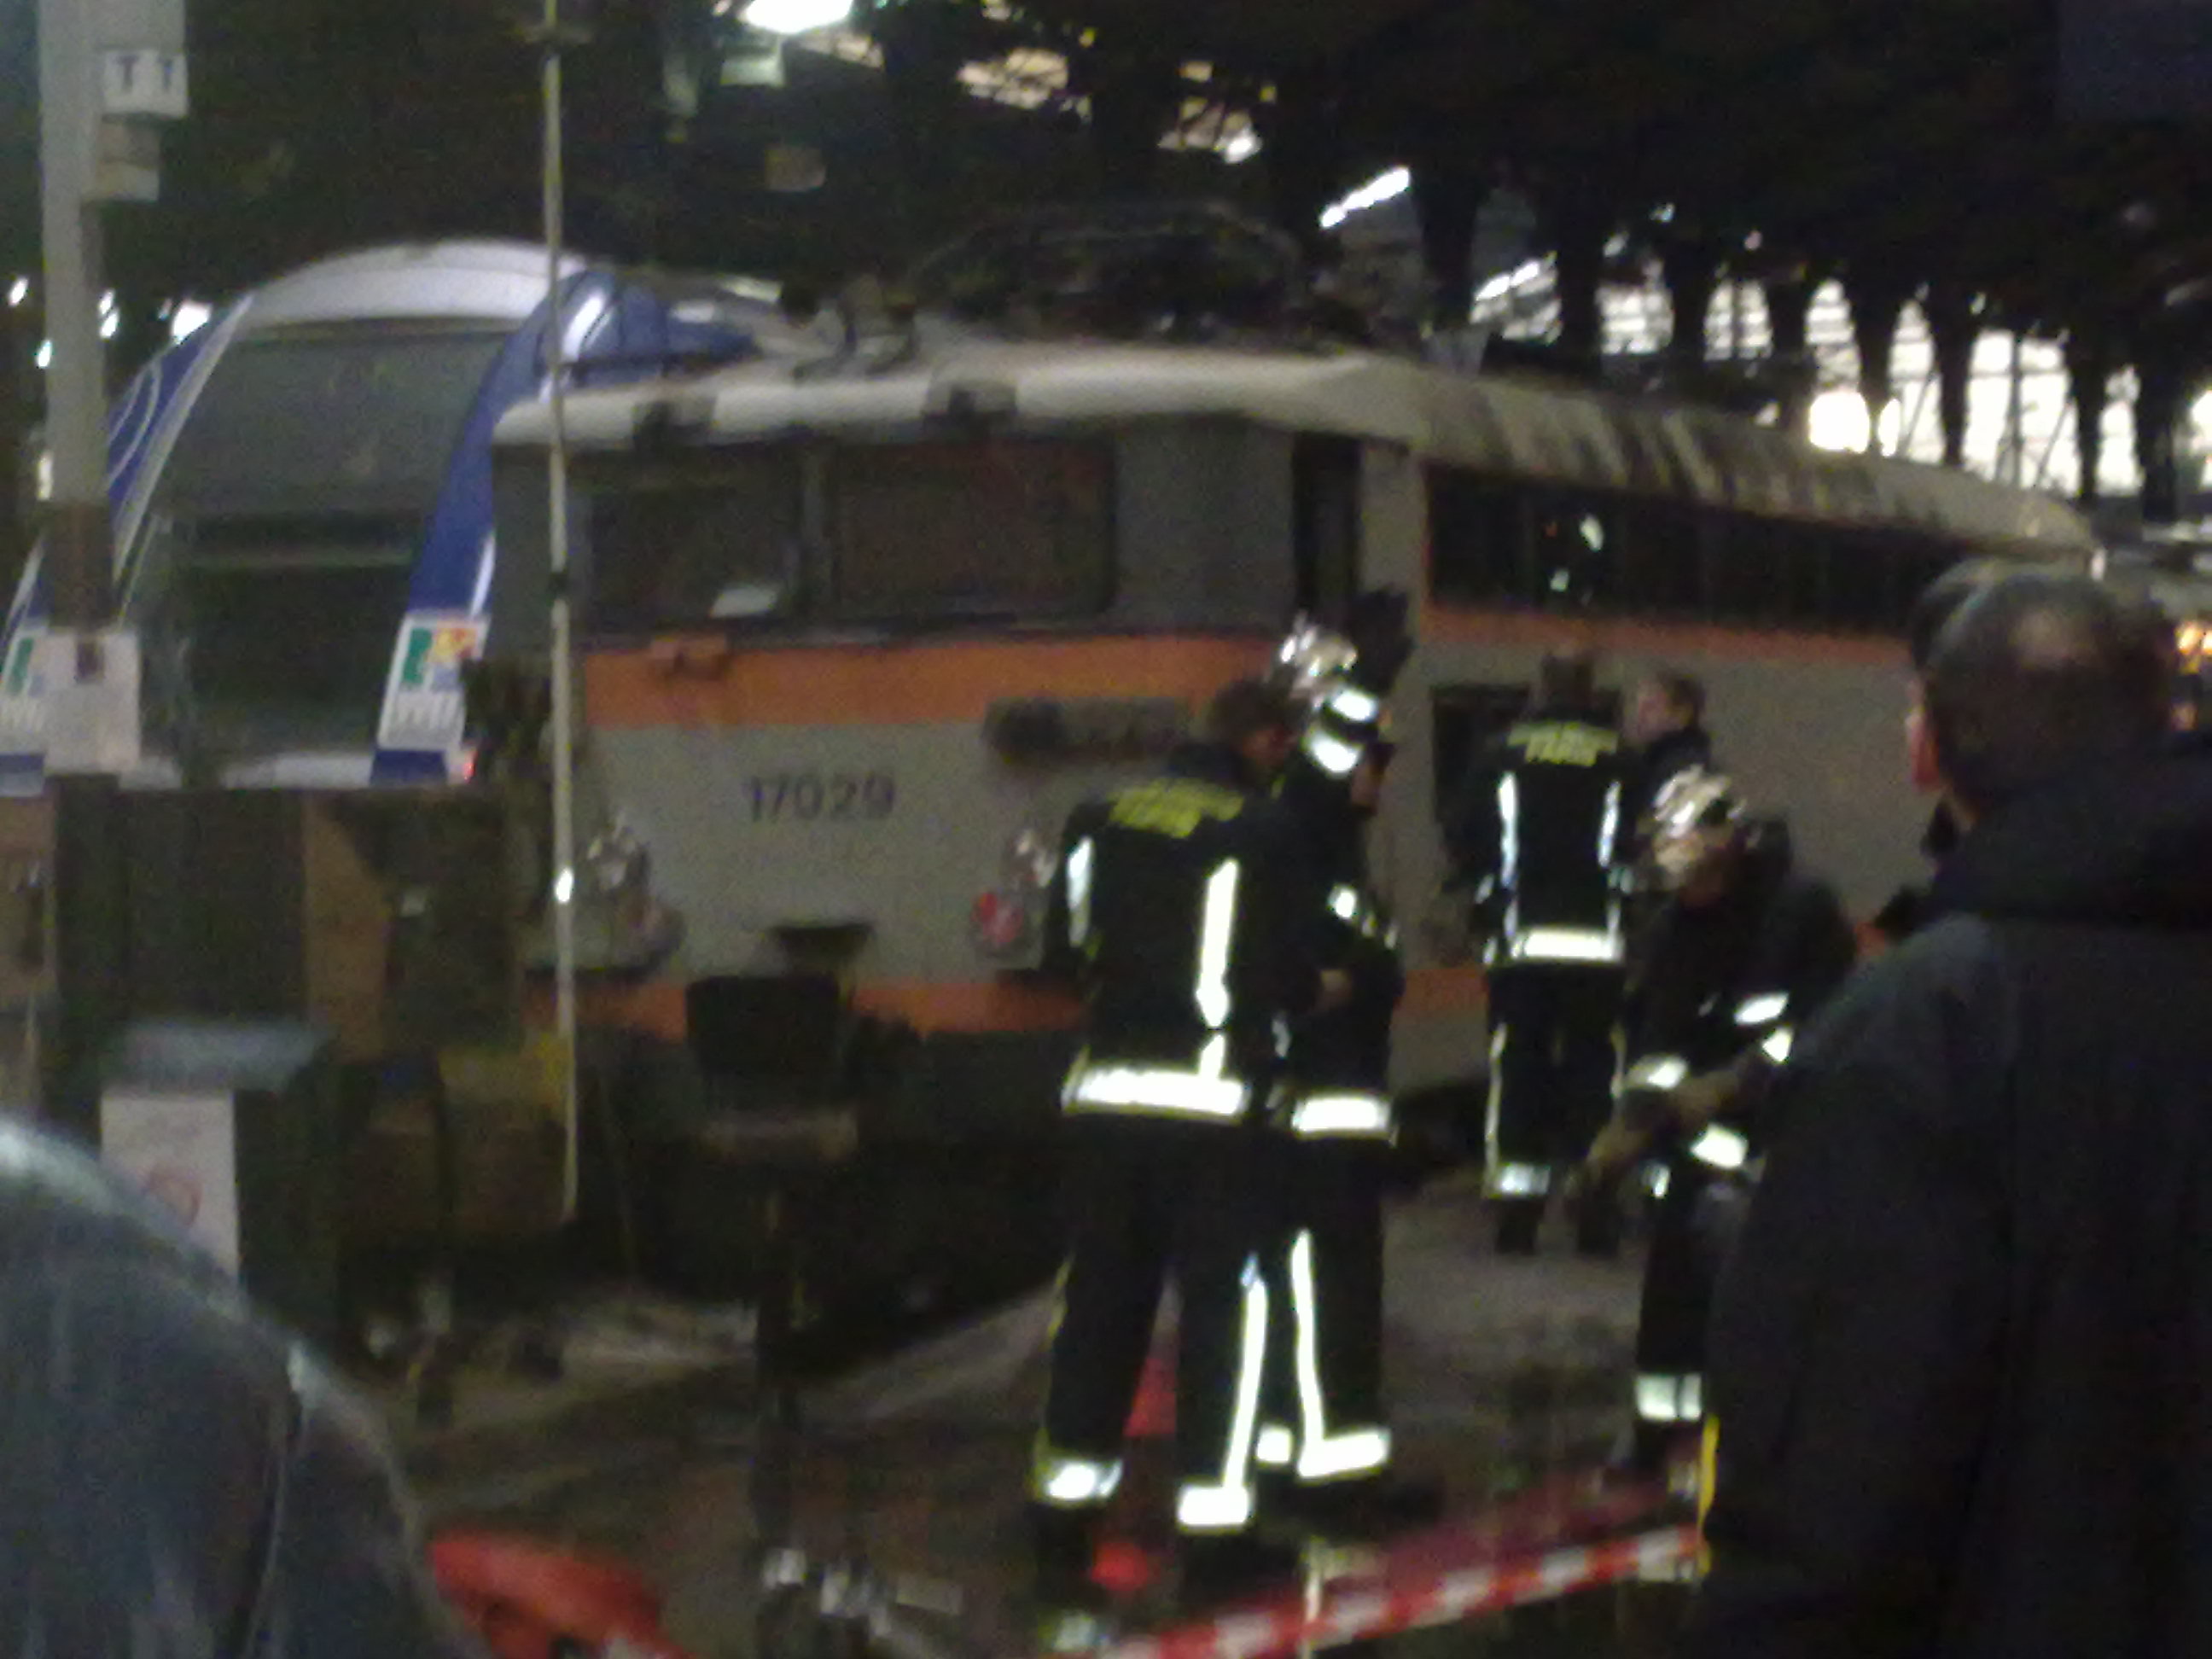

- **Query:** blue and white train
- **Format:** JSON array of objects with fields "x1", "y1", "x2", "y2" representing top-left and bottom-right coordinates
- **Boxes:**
[{"x1": 2, "y1": 240, "x2": 786, "y2": 789}]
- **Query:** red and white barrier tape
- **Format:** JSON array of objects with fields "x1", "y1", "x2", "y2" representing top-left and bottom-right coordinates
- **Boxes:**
[{"x1": 1068, "y1": 1525, "x2": 1699, "y2": 1659}]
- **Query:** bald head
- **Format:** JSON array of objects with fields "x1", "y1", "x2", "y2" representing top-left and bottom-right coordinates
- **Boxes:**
[
  {"x1": 1925, "y1": 571, "x2": 2174, "y2": 815},
  {"x1": 1908, "y1": 559, "x2": 2011, "y2": 674}
]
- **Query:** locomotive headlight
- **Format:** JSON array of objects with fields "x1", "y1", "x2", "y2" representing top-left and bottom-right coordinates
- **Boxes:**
[
  {"x1": 1004, "y1": 826, "x2": 1060, "y2": 892},
  {"x1": 971, "y1": 826, "x2": 1058, "y2": 958}
]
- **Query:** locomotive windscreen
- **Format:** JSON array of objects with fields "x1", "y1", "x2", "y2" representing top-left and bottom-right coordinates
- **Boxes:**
[
  {"x1": 568, "y1": 439, "x2": 1113, "y2": 632},
  {"x1": 829, "y1": 440, "x2": 1112, "y2": 619},
  {"x1": 584, "y1": 449, "x2": 802, "y2": 632},
  {"x1": 130, "y1": 327, "x2": 507, "y2": 754}
]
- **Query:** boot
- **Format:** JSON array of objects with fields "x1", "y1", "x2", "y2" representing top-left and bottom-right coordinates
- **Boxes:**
[{"x1": 1495, "y1": 1199, "x2": 1543, "y2": 1256}]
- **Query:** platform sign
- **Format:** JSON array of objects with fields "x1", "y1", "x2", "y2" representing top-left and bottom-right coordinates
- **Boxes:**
[
  {"x1": 2064, "y1": 0, "x2": 2212, "y2": 118},
  {"x1": 100, "y1": 49, "x2": 188, "y2": 119},
  {"x1": 377, "y1": 612, "x2": 488, "y2": 756},
  {"x1": 102, "y1": 1088, "x2": 241, "y2": 1273},
  {"x1": 42, "y1": 628, "x2": 141, "y2": 777}
]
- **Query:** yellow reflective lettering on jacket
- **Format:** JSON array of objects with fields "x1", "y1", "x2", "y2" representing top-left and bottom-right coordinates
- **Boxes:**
[
  {"x1": 1107, "y1": 779, "x2": 1246, "y2": 840},
  {"x1": 1508, "y1": 721, "x2": 1621, "y2": 767},
  {"x1": 1697, "y1": 1415, "x2": 1719, "y2": 1578}
]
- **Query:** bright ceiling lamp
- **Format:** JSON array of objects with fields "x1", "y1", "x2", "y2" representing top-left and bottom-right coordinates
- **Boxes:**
[
  {"x1": 1807, "y1": 388, "x2": 1872, "y2": 453},
  {"x1": 1319, "y1": 166, "x2": 1412, "y2": 230},
  {"x1": 743, "y1": 0, "x2": 853, "y2": 34}
]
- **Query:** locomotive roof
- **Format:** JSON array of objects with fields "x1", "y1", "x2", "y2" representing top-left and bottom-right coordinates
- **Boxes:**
[{"x1": 494, "y1": 337, "x2": 2096, "y2": 560}]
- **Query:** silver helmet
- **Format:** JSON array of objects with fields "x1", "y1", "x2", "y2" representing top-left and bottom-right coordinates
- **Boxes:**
[{"x1": 1645, "y1": 768, "x2": 1747, "y2": 892}]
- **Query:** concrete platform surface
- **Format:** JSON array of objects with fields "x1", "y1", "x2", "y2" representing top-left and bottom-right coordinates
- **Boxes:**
[{"x1": 403, "y1": 1181, "x2": 1667, "y2": 1658}]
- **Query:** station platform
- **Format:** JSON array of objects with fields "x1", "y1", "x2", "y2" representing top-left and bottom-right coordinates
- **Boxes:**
[{"x1": 401, "y1": 1176, "x2": 1662, "y2": 1658}]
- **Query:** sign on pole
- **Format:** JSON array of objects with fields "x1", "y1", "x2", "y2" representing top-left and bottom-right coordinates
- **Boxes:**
[
  {"x1": 90, "y1": 0, "x2": 187, "y2": 201},
  {"x1": 101, "y1": 49, "x2": 189, "y2": 119}
]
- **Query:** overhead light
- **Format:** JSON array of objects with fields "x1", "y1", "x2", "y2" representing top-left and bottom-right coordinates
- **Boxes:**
[
  {"x1": 1221, "y1": 129, "x2": 1260, "y2": 165},
  {"x1": 5, "y1": 277, "x2": 25, "y2": 307},
  {"x1": 1807, "y1": 388, "x2": 1871, "y2": 453},
  {"x1": 1319, "y1": 166, "x2": 1412, "y2": 230},
  {"x1": 742, "y1": 0, "x2": 852, "y2": 33},
  {"x1": 170, "y1": 299, "x2": 213, "y2": 341}
]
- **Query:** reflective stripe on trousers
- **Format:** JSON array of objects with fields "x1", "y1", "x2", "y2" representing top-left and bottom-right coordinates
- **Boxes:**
[
  {"x1": 1482, "y1": 1023, "x2": 1509, "y2": 1179},
  {"x1": 1277, "y1": 1228, "x2": 1391, "y2": 1482},
  {"x1": 1174, "y1": 1255, "x2": 1271, "y2": 1534},
  {"x1": 1504, "y1": 924, "x2": 1626, "y2": 965},
  {"x1": 1485, "y1": 1160, "x2": 1553, "y2": 1198},
  {"x1": 1030, "y1": 1444, "x2": 1125, "y2": 1509},
  {"x1": 1288, "y1": 1091, "x2": 1394, "y2": 1139},
  {"x1": 1062, "y1": 1057, "x2": 1249, "y2": 1119},
  {"x1": 1484, "y1": 1016, "x2": 1554, "y2": 1197},
  {"x1": 1032, "y1": 1260, "x2": 1126, "y2": 1511}
]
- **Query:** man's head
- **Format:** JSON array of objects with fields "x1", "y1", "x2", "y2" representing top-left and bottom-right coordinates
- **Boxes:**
[
  {"x1": 1914, "y1": 570, "x2": 2175, "y2": 819},
  {"x1": 1204, "y1": 678, "x2": 1300, "y2": 783},
  {"x1": 1629, "y1": 670, "x2": 1705, "y2": 747},
  {"x1": 1534, "y1": 648, "x2": 1598, "y2": 713},
  {"x1": 1907, "y1": 559, "x2": 2011, "y2": 677}
]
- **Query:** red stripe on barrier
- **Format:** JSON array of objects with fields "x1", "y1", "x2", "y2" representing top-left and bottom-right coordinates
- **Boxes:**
[
  {"x1": 1055, "y1": 1478, "x2": 1689, "y2": 1659},
  {"x1": 1078, "y1": 1527, "x2": 1697, "y2": 1659}
]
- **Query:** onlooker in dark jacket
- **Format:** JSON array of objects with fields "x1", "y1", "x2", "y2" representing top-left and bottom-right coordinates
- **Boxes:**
[
  {"x1": 0, "y1": 1120, "x2": 484, "y2": 1656},
  {"x1": 1690, "y1": 570, "x2": 2212, "y2": 1658},
  {"x1": 1870, "y1": 559, "x2": 2010, "y2": 945}
]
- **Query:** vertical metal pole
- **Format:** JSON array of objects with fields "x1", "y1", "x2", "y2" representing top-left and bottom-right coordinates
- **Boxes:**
[
  {"x1": 543, "y1": 0, "x2": 581, "y2": 1217},
  {"x1": 40, "y1": 0, "x2": 127, "y2": 1142},
  {"x1": 2005, "y1": 332, "x2": 2027, "y2": 487},
  {"x1": 38, "y1": 0, "x2": 104, "y2": 540}
]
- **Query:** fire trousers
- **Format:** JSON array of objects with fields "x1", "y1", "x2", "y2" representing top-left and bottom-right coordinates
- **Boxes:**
[
  {"x1": 1483, "y1": 964, "x2": 1626, "y2": 1202},
  {"x1": 1033, "y1": 1115, "x2": 1278, "y2": 1535},
  {"x1": 1259, "y1": 1136, "x2": 1393, "y2": 1486}
]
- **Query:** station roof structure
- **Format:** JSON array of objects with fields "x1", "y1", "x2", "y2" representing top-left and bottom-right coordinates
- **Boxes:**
[{"x1": 1013, "y1": 0, "x2": 2212, "y2": 351}]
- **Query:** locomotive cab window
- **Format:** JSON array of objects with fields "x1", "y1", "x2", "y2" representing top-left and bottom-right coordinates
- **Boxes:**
[
  {"x1": 1531, "y1": 496, "x2": 1615, "y2": 608},
  {"x1": 1428, "y1": 468, "x2": 1527, "y2": 603},
  {"x1": 584, "y1": 450, "x2": 803, "y2": 632},
  {"x1": 828, "y1": 439, "x2": 1112, "y2": 621},
  {"x1": 1294, "y1": 435, "x2": 1361, "y2": 620}
]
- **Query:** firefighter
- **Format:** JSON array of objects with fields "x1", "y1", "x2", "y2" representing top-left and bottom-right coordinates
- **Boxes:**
[
  {"x1": 1253, "y1": 617, "x2": 1440, "y2": 1531},
  {"x1": 1575, "y1": 771, "x2": 1857, "y2": 1475},
  {"x1": 1030, "y1": 678, "x2": 1338, "y2": 1595},
  {"x1": 1445, "y1": 649, "x2": 1634, "y2": 1256},
  {"x1": 1625, "y1": 668, "x2": 1714, "y2": 838}
]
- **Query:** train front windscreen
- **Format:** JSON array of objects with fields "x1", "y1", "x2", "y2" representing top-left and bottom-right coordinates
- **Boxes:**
[{"x1": 128, "y1": 325, "x2": 507, "y2": 760}]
